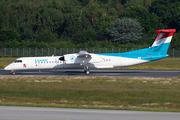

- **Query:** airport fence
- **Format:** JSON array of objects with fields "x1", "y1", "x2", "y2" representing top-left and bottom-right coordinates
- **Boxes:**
[{"x1": 0, "y1": 48, "x2": 180, "y2": 57}]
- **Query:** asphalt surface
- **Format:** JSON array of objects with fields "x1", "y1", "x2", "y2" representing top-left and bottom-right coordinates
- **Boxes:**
[
  {"x1": 0, "y1": 106, "x2": 180, "y2": 120},
  {"x1": 0, "y1": 68, "x2": 180, "y2": 77}
]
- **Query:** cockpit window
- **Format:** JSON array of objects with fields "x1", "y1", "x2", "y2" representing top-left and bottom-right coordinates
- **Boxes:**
[{"x1": 14, "y1": 60, "x2": 22, "y2": 63}]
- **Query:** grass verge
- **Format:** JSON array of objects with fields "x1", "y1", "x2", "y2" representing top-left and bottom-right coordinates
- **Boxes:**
[
  {"x1": 0, "y1": 76, "x2": 180, "y2": 112},
  {"x1": 120, "y1": 57, "x2": 180, "y2": 70},
  {"x1": 0, "y1": 57, "x2": 17, "y2": 68}
]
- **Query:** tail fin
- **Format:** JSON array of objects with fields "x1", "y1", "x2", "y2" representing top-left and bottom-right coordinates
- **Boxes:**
[{"x1": 150, "y1": 29, "x2": 176, "y2": 55}]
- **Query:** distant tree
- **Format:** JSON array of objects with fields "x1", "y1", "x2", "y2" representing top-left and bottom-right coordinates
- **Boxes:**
[
  {"x1": 8, "y1": 39, "x2": 20, "y2": 48},
  {"x1": 121, "y1": 6, "x2": 150, "y2": 32},
  {"x1": 98, "y1": 0, "x2": 109, "y2": 4},
  {"x1": 18, "y1": 22, "x2": 35, "y2": 40},
  {"x1": 42, "y1": 8, "x2": 64, "y2": 32},
  {"x1": 2, "y1": 13, "x2": 9, "y2": 29},
  {"x1": 11, "y1": 15, "x2": 19, "y2": 30},
  {"x1": 106, "y1": 17, "x2": 143, "y2": 44},
  {"x1": 36, "y1": 30, "x2": 56, "y2": 43},
  {"x1": 72, "y1": 27, "x2": 95, "y2": 44},
  {"x1": 149, "y1": 0, "x2": 180, "y2": 32},
  {"x1": 147, "y1": 13, "x2": 166, "y2": 39},
  {"x1": 0, "y1": 29, "x2": 20, "y2": 42},
  {"x1": 171, "y1": 31, "x2": 180, "y2": 49},
  {"x1": 63, "y1": 13, "x2": 83, "y2": 37},
  {"x1": 0, "y1": 0, "x2": 166, "y2": 48},
  {"x1": 78, "y1": 0, "x2": 90, "y2": 6}
]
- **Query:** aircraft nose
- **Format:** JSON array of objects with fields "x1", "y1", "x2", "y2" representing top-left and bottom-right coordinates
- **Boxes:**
[
  {"x1": 4, "y1": 66, "x2": 8, "y2": 70},
  {"x1": 4, "y1": 65, "x2": 11, "y2": 70}
]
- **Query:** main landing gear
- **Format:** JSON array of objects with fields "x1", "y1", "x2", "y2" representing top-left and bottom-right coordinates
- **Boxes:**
[{"x1": 84, "y1": 66, "x2": 90, "y2": 75}]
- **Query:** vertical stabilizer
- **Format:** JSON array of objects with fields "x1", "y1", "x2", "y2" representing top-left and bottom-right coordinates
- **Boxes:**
[{"x1": 150, "y1": 29, "x2": 176, "y2": 55}]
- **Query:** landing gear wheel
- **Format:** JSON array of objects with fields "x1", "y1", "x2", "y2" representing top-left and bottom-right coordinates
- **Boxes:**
[
  {"x1": 11, "y1": 71, "x2": 15, "y2": 75},
  {"x1": 85, "y1": 70, "x2": 90, "y2": 75}
]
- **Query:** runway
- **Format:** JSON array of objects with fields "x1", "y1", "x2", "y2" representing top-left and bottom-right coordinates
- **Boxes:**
[
  {"x1": 0, "y1": 106, "x2": 180, "y2": 120},
  {"x1": 0, "y1": 68, "x2": 180, "y2": 77}
]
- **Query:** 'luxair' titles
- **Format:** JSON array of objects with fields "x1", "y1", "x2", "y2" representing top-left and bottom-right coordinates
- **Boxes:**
[
  {"x1": 35, "y1": 59, "x2": 60, "y2": 62},
  {"x1": 35, "y1": 59, "x2": 48, "y2": 62}
]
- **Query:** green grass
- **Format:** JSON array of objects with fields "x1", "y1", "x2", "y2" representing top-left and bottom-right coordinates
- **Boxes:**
[
  {"x1": 121, "y1": 57, "x2": 180, "y2": 70},
  {"x1": 1, "y1": 57, "x2": 180, "y2": 69},
  {"x1": 0, "y1": 57, "x2": 17, "y2": 68},
  {"x1": 0, "y1": 76, "x2": 180, "y2": 112}
]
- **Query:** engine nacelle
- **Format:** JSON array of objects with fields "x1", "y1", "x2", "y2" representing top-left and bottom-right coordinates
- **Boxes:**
[{"x1": 59, "y1": 54, "x2": 78, "y2": 64}]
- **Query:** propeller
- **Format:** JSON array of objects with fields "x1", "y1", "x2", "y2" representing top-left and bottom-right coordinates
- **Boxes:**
[
  {"x1": 59, "y1": 48, "x2": 65, "y2": 61},
  {"x1": 59, "y1": 56, "x2": 65, "y2": 61}
]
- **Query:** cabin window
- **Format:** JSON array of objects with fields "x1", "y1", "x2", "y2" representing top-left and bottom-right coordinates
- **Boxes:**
[
  {"x1": 14, "y1": 60, "x2": 22, "y2": 63},
  {"x1": 41, "y1": 62, "x2": 43, "y2": 64},
  {"x1": 49, "y1": 61, "x2": 51, "y2": 63},
  {"x1": 52, "y1": 61, "x2": 53, "y2": 63}
]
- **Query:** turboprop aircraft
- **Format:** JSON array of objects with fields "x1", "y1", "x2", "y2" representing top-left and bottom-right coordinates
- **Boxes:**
[{"x1": 4, "y1": 29, "x2": 176, "y2": 75}]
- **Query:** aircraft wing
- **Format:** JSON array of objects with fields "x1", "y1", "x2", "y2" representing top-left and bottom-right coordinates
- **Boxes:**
[
  {"x1": 78, "y1": 51, "x2": 91, "y2": 57},
  {"x1": 77, "y1": 51, "x2": 104, "y2": 64},
  {"x1": 59, "y1": 51, "x2": 104, "y2": 64}
]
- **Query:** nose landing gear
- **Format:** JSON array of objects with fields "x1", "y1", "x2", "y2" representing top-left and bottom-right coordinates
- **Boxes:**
[{"x1": 11, "y1": 70, "x2": 16, "y2": 75}]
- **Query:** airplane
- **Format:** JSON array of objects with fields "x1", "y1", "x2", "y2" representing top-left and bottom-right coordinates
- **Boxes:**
[{"x1": 4, "y1": 29, "x2": 176, "y2": 75}]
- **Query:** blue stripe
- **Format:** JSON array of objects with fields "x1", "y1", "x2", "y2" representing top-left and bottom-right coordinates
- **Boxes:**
[{"x1": 97, "y1": 43, "x2": 170, "y2": 61}]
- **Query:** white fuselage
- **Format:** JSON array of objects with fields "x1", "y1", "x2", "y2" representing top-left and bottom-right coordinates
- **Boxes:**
[{"x1": 4, "y1": 55, "x2": 148, "y2": 71}]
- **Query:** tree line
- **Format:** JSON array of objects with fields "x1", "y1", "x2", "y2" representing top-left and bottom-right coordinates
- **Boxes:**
[{"x1": 0, "y1": 0, "x2": 180, "y2": 49}]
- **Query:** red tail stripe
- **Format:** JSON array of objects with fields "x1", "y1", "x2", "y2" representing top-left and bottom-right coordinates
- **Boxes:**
[
  {"x1": 155, "y1": 29, "x2": 176, "y2": 42},
  {"x1": 159, "y1": 32, "x2": 174, "y2": 40},
  {"x1": 156, "y1": 29, "x2": 176, "y2": 33}
]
